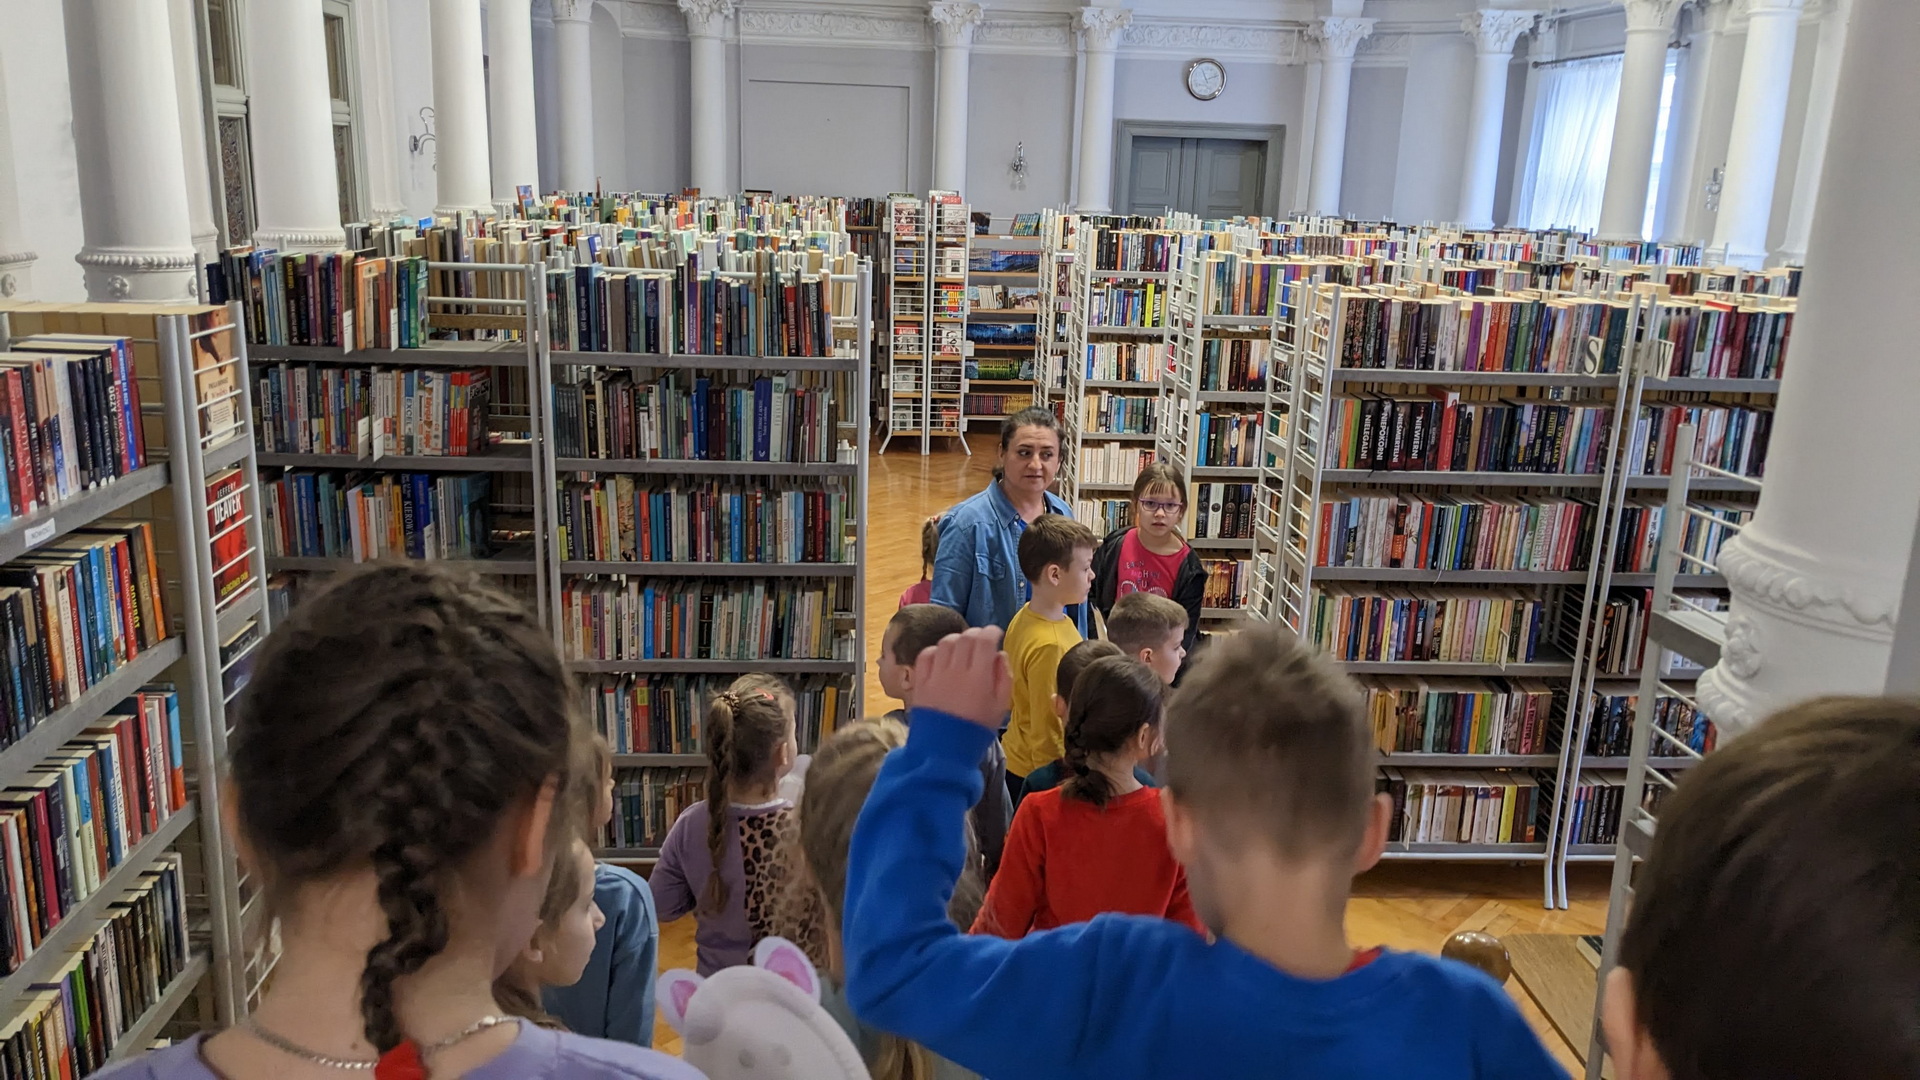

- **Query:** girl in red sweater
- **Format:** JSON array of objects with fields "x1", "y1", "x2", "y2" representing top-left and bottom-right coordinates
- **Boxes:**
[{"x1": 971, "y1": 656, "x2": 1203, "y2": 938}]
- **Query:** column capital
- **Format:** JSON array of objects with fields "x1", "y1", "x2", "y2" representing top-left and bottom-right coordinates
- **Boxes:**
[
  {"x1": 929, "y1": 1, "x2": 983, "y2": 48},
  {"x1": 0, "y1": 250, "x2": 35, "y2": 300},
  {"x1": 1620, "y1": 0, "x2": 1684, "y2": 33},
  {"x1": 550, "y1": 0, "x2": 593, "y2": 22},
  {"x1": 1079, "y1": 6, "x2": 1133, "y2": 53},
  {"x1": 1308, "y1": 16, "x2": 1377, "y2": 61},
  {"x1": 1738, "y1": 0, "x2": 1807, "y2": 16},
  {"x1": 1460, "y1": 9, "x2": 1539, "y2": 55},
  {"x1": 678, "y1": 0, "x2": 733, "y2": 36}
]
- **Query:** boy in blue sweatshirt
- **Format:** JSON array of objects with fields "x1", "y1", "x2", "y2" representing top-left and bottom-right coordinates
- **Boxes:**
[{"x1": 843, "y1": 621, "x2": 1566, "y2": 1080}]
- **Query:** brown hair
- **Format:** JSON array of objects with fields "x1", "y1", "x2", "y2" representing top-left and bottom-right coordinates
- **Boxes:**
[
  {"x1": 1106, "y1": 592, "x2": 1189, "y2": 655},
  {"x1": 492, "y1": 837, "x2": 595, "y2": 1030},
  {"x1": 796, "y1": 719, "x2": 981, "y2": 1080},
  {"x1": 1618, "y1": 697, "x2": 1920, "y2": 1080},
  {"x1": 1061, "y1": 656, "x2": 1164, "y2": 806},
  {"x1": 1017, "y1": 513, "x2": 1097, "y2": 583},
  {"x1": 919, "y1": 516, "x2": 940, "y2": 576},
  {"x1": 887, "y1": 603, "x2": 968, "y2": 666},
  {"x1": 1056, "y1": 638, "x2": 1124, "y2": 699},
  {"x1": 1131, "y1": 461, "x2": 1187, "y2": 507},
  {"x1": 229, "y1": 564, "x2": 582, "y2": 1053},
  {"x1": 1162, "y1": 621, "x2": 1371, "y2": 856},
  {"x1": 993, "y1": 407, "x2": 1064, "y2": 483},
  {"x1": 702, "y1": 682, "x2": 792, "y2": 913}
]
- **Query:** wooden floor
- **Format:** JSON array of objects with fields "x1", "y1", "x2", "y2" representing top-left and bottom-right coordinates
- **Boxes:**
[{"x1": 648, "y1": 435, "x2": 1612, "y2": 1070}]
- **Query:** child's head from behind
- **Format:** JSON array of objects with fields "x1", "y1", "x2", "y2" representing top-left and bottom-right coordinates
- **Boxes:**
[
  {"x1": 1106, "y1": 592, "x2": 1189, "y2": 683},
  {"x1": 1603, "y1": 697, "x2": 1920, "y2": 1080},
  {"x1": 1159, "y1": 622, "x2": 1384, "y2": 933},
  {"x1": 880, "y1": 604, "x2": 968, "y2": 705},
  {"x1": 229, "y1": 564, "x2": 583, "y2": 1052},
  {"x1": 1054, "y1": 638, "x2": 1124, "y2": 719},
  {"x1": 919, "y1": 516, "x2": 940, "y2": 575},
  {"x1": 1017, "y1": 513, "x2": 1096, "y2": 606},
  {"x1": 1061, "y1": 656, "x2": 1164, "y2": 806},
  {"x1": 704, "y1": 681, "x2": 798, "y2": 913}
]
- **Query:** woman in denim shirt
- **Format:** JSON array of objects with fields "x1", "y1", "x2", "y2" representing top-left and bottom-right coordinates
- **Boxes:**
[{"x1": 931, "y1": 408, "x2": 1085, "y2": 634}]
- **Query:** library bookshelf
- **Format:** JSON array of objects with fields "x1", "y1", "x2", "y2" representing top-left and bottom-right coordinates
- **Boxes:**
[
  {"x1": 880, "y1": 192, "x2": 971, "y2": 454},
  {"x1": 1062, "y1": 219, "x2": 1174, "y2": 517},
  {"x1": 963, "y1": 227, "x2": 1043, "y2": 430}
]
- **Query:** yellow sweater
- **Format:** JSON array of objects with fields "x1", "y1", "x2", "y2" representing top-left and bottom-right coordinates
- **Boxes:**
[{"x1": 1001, "y1": 603, "x2": 1084, "y2": 777}]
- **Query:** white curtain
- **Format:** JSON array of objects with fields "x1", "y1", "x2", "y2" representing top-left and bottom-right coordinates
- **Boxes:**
[{"x1": 1520, "y1": 55, "x2": 1623, "y2": 232}]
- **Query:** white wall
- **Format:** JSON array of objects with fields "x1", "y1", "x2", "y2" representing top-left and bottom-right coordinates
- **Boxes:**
[
  {"x1": 1342, "y1": 65, "x2": 1405, "y2": 220},
  {"x1": 966, "y1": 52, "x2": 1076, "y2": 214},
  {"x1": 389, "y1": 0, "x2": 437, "y2": 218},
  {"x1": 1391, "y1": 33, "x2": 1474, "y2": 225},
  {"x1": 737, "y1": 45, "x2": 932, "y2": 197},
  {"x1": 622, "y1": 35, "x2": 688, "y2": 192},
  {"x1": 0, "y1": 0, "x2": 86, "y2": 301}
]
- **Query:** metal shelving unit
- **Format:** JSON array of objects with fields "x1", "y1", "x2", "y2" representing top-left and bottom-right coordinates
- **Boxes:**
[
  {"x1": 880, "y1": 194, "x2": 928, "y2": 452},
  {"x1": 962, "y1": 230, "x2": 1042, "y2": 426},
  {"x1": 1065, "y1": 221, "x2": 1172, "y2": 511},
  {"x1": 928, "y1": 193, "x2": 972, "y2": 447}
]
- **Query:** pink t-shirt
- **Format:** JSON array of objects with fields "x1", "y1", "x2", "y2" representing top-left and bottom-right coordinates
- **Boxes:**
[
  {"x1": 900, "y1": 579, "x2": 933, "y2": 608},
  {"x1": 1115, "y1": 529, "x2": 1188, "y2": 600}
]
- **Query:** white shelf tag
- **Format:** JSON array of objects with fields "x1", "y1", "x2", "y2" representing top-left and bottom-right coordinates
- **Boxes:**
[{"x1": 24, "y1": 520, "x2": 56, "y2": 549}]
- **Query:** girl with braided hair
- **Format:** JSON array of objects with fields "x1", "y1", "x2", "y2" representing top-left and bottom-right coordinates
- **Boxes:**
[
  {"x1": 101, "y1": 564, "x2": 699, "y2": 1080},
  {"x1": 970, "y1": 655, "x2": 1202, "y2": 940},
  {"x1": 651, "y1": 675, "x2": 820, "y2": 975}
]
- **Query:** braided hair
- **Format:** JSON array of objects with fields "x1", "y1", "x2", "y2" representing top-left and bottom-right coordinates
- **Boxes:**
[
  {"x1": 229, "y1": 564, "x2": 582, "y2": 1053},
  {"x1": 701, "y1": 680, "x2": 793, "y2": 914},
  {"x1": 1061, "y1": 656, "x2": 1165, "y2": 807}
]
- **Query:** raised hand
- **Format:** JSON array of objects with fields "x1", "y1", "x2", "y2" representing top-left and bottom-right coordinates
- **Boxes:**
[{"x1": 912, "y1": 626, "x2": 1012, "y2": 731}]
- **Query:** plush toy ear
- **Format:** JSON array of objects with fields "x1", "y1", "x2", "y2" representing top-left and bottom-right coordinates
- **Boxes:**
[
  {"x1": 655, "y1": 969, "x2": 706, "y2": 1035},
  {"x1": 752, "y1": 937, "x2": 821, "y2": 1002}
]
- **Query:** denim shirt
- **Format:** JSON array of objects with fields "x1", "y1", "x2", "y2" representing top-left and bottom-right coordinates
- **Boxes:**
[{"x1": 930, "y1": 482, "x2": 1087, "y2": 634}]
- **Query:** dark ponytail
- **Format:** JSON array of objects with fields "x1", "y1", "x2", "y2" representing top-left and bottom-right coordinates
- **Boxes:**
[
  {"x1": 230, "y1": 564, "x2": 581, "y2": 1053},
  {"x1": 1061, "y1": 656, "x2": 1165, "y2": 807},
  {"x1": 702, "y1": 683, "x2": 792, "y2": 913}
]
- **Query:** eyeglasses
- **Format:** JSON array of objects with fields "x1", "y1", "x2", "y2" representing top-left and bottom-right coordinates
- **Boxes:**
[{"x1": 1139, "y1": 500, "x2": 1184, "y2": 516}]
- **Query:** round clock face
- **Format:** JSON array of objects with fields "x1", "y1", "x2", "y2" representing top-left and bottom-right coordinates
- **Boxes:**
[{"x1": 1186, "y1": 59, "x2": 1226, "y2": 101}]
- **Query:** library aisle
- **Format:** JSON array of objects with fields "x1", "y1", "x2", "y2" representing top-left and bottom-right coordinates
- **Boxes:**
[{"x1": 647, "y1": 433, "x2": 1609, "y2": 1071}]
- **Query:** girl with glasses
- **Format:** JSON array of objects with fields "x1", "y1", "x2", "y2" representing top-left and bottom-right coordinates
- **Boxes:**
[{"x1": 1089, "y1": 463, "x2": 1204, "y2": 671}]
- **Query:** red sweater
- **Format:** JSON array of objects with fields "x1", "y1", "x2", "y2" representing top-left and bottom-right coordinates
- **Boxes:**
[{"x1": 971, "y1": 785, "x2": 1204, "y2": 938}]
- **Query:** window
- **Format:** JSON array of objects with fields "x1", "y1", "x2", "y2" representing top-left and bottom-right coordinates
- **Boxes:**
[
  {"x1": 1520, "y1": 55, "x2": 1622, "y2": 232},
  {"x1": 1641, "y1": 53, "x2": 1680, "y2": 239},
  {"x1": 323, "y1": 2, "x2": 363, "y2": 224},
  {"x1": 203, "y1": 0, "x2": 256, "y2": 248}
]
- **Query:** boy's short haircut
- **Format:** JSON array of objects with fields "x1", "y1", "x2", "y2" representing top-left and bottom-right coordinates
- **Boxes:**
[
  {"x1": 1162, "y1": 622, "x2": 1371, "y2": 857},
  {"x1": 1617, "y1": 697, "x2": 1920, "y2": 1079},
  {"x1": 888, "y1": 603, "x2": 969, "y2": 666},
  {"x1": 1056, "y1": 639, "x2": 1125, "y2": 700},
  {"x1": 1107, "y1": 593, "x2": 1189, "y2": 654},
  {"x1": 1017, "y1": 514, "x2": 1097, "y2": 584}
]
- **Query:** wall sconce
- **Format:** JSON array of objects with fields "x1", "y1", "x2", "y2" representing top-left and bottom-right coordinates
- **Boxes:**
[
  {"x1": 1009, "y1": 142, "x2": 1027, "y2": 190},
  {"x1": 410, "y1": 107, "x2": 438, "y2": 158},
  {"x1": 1705, "y1": 166, "x2": 1724, "y2": 213}
]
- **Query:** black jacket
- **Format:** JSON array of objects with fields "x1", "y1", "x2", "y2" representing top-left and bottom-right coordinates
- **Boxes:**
[{"x1": 1089, "y1": 525, "x2": 1207, "y2": 658}]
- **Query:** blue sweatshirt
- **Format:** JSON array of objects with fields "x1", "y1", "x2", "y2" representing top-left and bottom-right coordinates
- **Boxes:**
[
  {"x1": 544, "y1": 863, "x2": 659, "y2": 1047},
  {"x1": 844, "y1": 709, "x2": 1571, "y2": 1080}
]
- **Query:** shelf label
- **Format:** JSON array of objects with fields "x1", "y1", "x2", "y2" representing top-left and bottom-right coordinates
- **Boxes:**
[{"x1": 24, "y1": 520, "x2": 56, "y2": 549}]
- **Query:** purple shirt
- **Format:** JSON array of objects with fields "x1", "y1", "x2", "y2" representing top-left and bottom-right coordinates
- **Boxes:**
[
  {"x1": 651, "y1": 798, "x2": 797, "y2": 975},
  {"x1": 96, "y1": 1023, "x2": 705, "y2": 1079}
]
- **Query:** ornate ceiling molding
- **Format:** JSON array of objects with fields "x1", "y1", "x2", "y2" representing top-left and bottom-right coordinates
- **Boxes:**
[
  {"x1": 618, "y1": 0, "x2": 686, "y2": 37},
  {"x1": 973, "y1": 15, "x2": 1074, "y2": 55},
  {"x1": 927, "y1": 0, "x2": 983, "y2": 48},
  {"x1": 736, "y1": 5, "x2": 928, "y2": 47},
  {"x1": 1460, "y1": 9, "x2": 1539, "y2": 55},
  {"x1": 1117, "y1": 18, "x2": 1303, "y2": 62}
]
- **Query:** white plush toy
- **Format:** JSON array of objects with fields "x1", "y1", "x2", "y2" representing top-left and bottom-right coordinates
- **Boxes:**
[{"x1": 657, "y1": 937, "x2": 870, "y2": 1080}]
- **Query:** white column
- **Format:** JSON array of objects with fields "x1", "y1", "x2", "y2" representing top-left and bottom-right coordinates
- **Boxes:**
[
  {"x1": 489, "y1": 0, "x2": 541, "y2": 202},
  {"x1": 1709, "y1": 0, "x2": 1806, "y2": 266},
  {"x1": 1774, "y1": 0, "x2": 1850, "y2": 265},
  {"x1": 1697, "y1": 0, "x2": 1919, "y2": 731},
  {"x1": 929, "y1": 1, "x2": 983, "y2": 194},
  {"x1": 63, "y1": 0, "x2": 199, "y2": 301},
  {"x1": 246, "y1": 0, "x2": 346, "y2": 250},
  {"x1": 1073, "y1": 6, "x2": 1130, "y2": 213},
  {"x1": 0, "y1": 48, "x2": 36, "y2": 300},
  {"x1": 168, "y1": 0, "x2": 219, "y2": 269},
  {"x1": 429, "y1": 0, "x2": 493, "y2": 214},
  {"x1": 1292, "y1": 56, "x2": 1321, "y2": 215},
  {"x1": 553, "y1": 0, "x2": 597, "y2": 192},
  {"x1": 1456, "y1": 10, "x2": 1538, "y2": 229},
  {"x1": 1660, "y1": 0, "x2": 1736, "y2": 244},
  {"x1": 1305, "y1": 17, "x2": 1375, "y2": 217},
  {"x1": 1596, "y1": 0, "x2": 1682, "y2": 241},
  {"x1": 355, "y1": 0, "x2": 407, "y2": 218},
  {"x1": 681, "y1": 0, "x2": 733, "y2": 194}
]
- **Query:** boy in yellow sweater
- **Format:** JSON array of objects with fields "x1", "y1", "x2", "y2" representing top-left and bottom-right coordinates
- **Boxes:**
[{"x1": 1001, "y1": 514, "x2": 1097, "y2": 802}]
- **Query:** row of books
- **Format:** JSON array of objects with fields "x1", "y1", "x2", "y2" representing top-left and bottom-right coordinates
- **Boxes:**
[
  {"x1": 969, "y1": 251, "x2": 1039, "y2": 274},
  {"x1": 1089, "y1": 229, "x2": 1175, "y2": 272},
  {"x1": 1086, "y1": 286, "x2": 1167, "y2": 330},
  {"x1": 1380, "y1": 768, "x2": 1544, "y2": 845},
  {"x1": 965, "y1": 286, "x2": 1040, "y2": 310},
  {"x1": 1194, "y1": 412, "x2": 1259, "y2": 468},
  {"x1": 212, "y1": 248, "x2": 434, "y2": 350},
  {"x1": 1335, "y1": 292, "x2": 1635, "y2": 375},
  {"x1": 1190, "y1": 483, "x2": 1255, "y2": 540},
  {"x1": 1609, "y1": 497, "x2": 1753, "y2": 574},
  {"x1": 1075, "y1": 444, "x2": 1154, "y2": 486},
  {"x1": 0, "y1": 853, "x2": 190, "y2": 1078},
  {"x1": 550, "y1": 371, "x2": 843, "y2": 464},
  {"x1": 1564, "y1": 771, "x2": 1634, "y2": 846},
  {"x1": 560, "y1": 577, "x2": 843, "y2": 662},
  {"x1": 1192, "y1": 253, "x2": 1317, "y2": 318},
  {"x1": 554, "y1": 479, "x2": 848, "y2": 565},
  {"x1": 1082, "y1": 393, "x2": 1159, "y2": 437},
  {"x1": 1359, "y1": 677, "x2": 1558, "y2": 756},
  {"x1": 964, "y1": 322, "x2": 1034, "y2": 346},
  {"x1": 966, "y1": 358, "x2": 1030, "y2": 382},
  {"x1": 1, "y1": 687, "x2": 186, "y2": 975},
  {"x1": 1624, "y1": 403, "x2": 1772, "y2": 480},
  {"x1": 1072, "y1": 498, "x2": 1129, "y2": 537},
  {"x1": 260, "y1": 471, "x2": 494, "y2": 562},
  {"x1": 961, "y1": 394, "x2": 1032, "y2": 417},
  {"x1": 1586, "y1": 692, "x2": 1717, "y2": 757},
  {"x1": 1326, "y1": 393, "x2": 1616, "y2": 476},
  {"x1": 1316, "y1": 492, "x2": 1605, "y2": 572},
  {"x1": 585, "y1": 673, "x2": 847, "y2": 758},
  {"x1": 605, "y1": 767, "x2": 702, "y2": 852},
  {"x1": 1198, "y1": 338, "x2": 1270, "y2": 392},
  {"x1": 252, "y1": 364, "x2": 494, "y2": 458},
  {"x1": 0, "y1": 339, "x2": 150, "y2": 517},
  {"x1": 0, "y1": 524, "x2": 170, "y2": 746},
  {"x1": 547, "y1": 257, "x2": 850, "y2": 358},
  {"x1": 1083, "y1": 342, "x2": 1167, "y2": 383},
  {"x1": 1201, "y1": 558, "x2": 1251, "y2": 610},
  {"x1": 1644, "y1": 299, "x2": 1792, "y2": 380},
  {"x1": 1308, "y1": 586, "x2": 1548, "y2": 665}
]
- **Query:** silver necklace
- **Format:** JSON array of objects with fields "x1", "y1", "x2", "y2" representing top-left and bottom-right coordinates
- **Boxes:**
[{"x1": 241, "y1": 1014, "x2": 520, "y2": 1071}]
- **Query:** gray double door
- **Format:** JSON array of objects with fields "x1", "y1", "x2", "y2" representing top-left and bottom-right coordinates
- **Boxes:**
[{"x1": 1126, "y1": 136, "x2": 1268, "y2": 218}]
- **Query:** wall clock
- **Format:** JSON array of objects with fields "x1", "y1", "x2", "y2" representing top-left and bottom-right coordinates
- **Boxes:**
[{"x1": 1186, "y1": 58, "x2": 1226, "y2": 101}]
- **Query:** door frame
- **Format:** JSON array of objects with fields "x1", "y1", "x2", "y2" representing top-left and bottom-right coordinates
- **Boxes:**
[{"x1": 1113, "y1": 122, "x2": 1287, "y2": 218}]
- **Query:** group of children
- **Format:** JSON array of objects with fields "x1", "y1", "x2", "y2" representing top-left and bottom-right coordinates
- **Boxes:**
[{"x1": 94, "y1": 475, "x2": 1918, "y2": 1078}]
